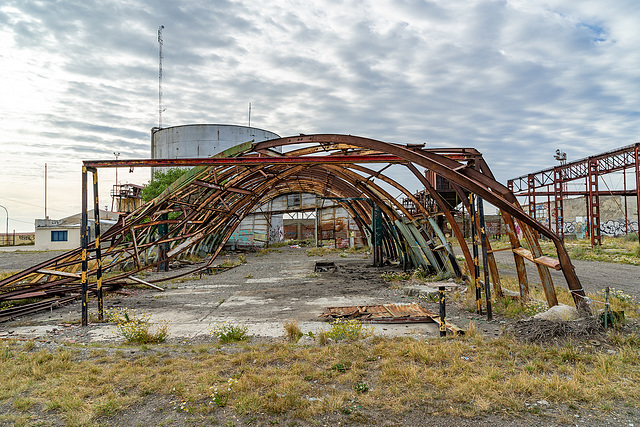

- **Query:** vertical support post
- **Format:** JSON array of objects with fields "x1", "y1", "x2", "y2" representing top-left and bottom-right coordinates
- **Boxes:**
[
  {"x1": 547, "y1": 191, "x2": 552, "y2": 232},
  {"x1": 624, "y1": 166, "x2": 629, "y2": 236},
  {"x1": 91, "y1": 168, "x2": 104, "y2": 322},
  {"x1": 588, "y1": 160, "x2": 601, "y2": 246},
  {"x1": 477, "y1": 196, "x2": 492, "y2": 321},
  {"x1": 439, "y1": 285, "x2": 446, "y2": 337},
  {"x1": 372, "y1": 203, "x2": 383, "y2": 266},
  {"x1": 527, "y1": 174, "x2": 536, "y2": 221},
  {"x1": 469, "y1": 193, "x2": 482, "y2": 315},
  {"x1": 501, "y1": 211, "x2": 530, "y2": 302},
  {"x1": 158, "y1": 213, "x2": 169, "y2": 271},
  {"x1": 604, "y1": 286, "x2": 610, "y2": 329},
  {"x1": 81, "y1": 166, "x2": 89, "y2": 327},
  {"x1": 553, "y1": 166, "x2": 564, "y2": 240}
]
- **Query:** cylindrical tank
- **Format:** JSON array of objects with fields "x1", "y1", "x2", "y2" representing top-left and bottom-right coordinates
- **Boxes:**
[
  {"x1": 150, "y1": 124, "x2": 280, "y2": 174},
  {"x1": 149, "y1": 124, "x2": 282, "y2": 247}
]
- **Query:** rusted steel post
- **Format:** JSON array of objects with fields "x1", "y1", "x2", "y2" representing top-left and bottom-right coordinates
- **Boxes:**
[
  {"x1": 158, "y1": 212, "x2": 169, "y2": 272},
  {"x1": 91, "y1": 169, "x2": 104, "y2": 322},
  {"x1": 469, "y1": 193, "x2": 482, "y2": 315},
  {"x1": 501, "y1": 211, "x2": 530, "y2": 303},
  {"x1": 372, "y1": 203, "x2": 383, "y2": 266},
  {"x1": 439, "y1": 285, "x2": 446, "y2": 337},
  {"x1": 81, "y1": 167, "x2": 89, "y2": 327},
  {"x1": 477, "y1": 196, "x2": 492, "y2": 321}
]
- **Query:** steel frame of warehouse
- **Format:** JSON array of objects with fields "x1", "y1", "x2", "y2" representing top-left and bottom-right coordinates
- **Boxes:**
[{"x1": 507, "y1": 143, "x2": 640, "y2": 246}]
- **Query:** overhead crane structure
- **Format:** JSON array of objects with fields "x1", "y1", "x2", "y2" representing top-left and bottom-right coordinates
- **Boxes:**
[
  {"x1": 507, "y1": 142, "x2": 640, "y2": 246},
  {"x1": 0, "y1": 134, "x2": 589, "y2": 325}
]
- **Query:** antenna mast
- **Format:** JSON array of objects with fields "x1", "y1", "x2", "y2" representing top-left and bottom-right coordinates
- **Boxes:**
[{"x1": 158, "y1": 25, "x2": 164, "y2": 129}]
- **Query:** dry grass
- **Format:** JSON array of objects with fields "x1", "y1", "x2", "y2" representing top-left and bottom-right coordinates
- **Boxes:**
[
  {"x1": 283, "y1": 319, "x2": 303, "y2": 342},
  {"x1": 1, "y1": 332, "x2": 639, "y2": 424}
]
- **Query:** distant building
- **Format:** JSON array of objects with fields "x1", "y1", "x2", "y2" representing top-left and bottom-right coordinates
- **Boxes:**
[{"x1": 35, "y1": 210, "x2": 119, "y2": 251}]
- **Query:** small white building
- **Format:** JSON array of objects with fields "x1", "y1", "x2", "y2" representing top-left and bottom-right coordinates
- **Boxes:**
[{"x1": 35, "y1": 210, "x2": 119, "y2": 251}]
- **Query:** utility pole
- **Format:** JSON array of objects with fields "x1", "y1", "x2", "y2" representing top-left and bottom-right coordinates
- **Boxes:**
[
  {"x1": 112, "y1": 152, "x2": 120, "y2": 211},
  {"x1": 0, "y1": 205, "x2": 7, "y2": 246},
  {"x1": 158, "y1": 25, "x2": 165, "y2": 129}
]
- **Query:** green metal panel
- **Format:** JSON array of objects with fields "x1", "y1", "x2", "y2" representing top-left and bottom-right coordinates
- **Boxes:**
[
  {"x1": 394, "y1": 220, "x2": 430, "y2": 271},
  {"x1": 404, "y1": 220, "x2": 443, "y2": 273}
]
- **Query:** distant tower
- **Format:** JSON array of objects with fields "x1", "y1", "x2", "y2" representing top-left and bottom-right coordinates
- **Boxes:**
[{"x1": 158, "y1": 25, "x2": 165, "y2": 129}]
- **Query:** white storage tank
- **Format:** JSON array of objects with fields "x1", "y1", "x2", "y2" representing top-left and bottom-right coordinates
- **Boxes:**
[
  {"x1": 151, "y1": 124, "x2": 280, "y2": 173},
  {"x1": 150, "y1": 124, "x2": 282, "y2": 247}
]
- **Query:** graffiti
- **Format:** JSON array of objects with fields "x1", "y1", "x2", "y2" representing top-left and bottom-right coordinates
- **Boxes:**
[
  {"x1": 563, "y1": 219, "x2": 638, "y2": 237},
  {"x1": 601, "y1": 219, "x2": 638, "y2": 237}
]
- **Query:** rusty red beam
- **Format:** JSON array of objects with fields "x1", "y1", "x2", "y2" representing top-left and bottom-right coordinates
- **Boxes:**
[{"x1": 83, "y1": 154, "x2": 405, "y2": 169}]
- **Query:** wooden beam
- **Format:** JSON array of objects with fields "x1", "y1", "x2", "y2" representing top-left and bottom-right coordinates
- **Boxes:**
[{"x1": 512, "y1": 247, "x2": 562, "y2": 270}]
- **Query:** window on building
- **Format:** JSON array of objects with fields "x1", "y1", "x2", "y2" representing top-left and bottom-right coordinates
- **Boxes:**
[{"x1": 51, "y1": 230, "x2": 68, "y2": 242}]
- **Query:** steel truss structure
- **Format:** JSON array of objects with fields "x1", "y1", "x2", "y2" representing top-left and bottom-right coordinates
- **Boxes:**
[
  {"x1": 0, "y1": 134, "x2": 589, "y2": 325},
  {"x1": 508, "y1": 143, "x2": 640, "y2": 246}
]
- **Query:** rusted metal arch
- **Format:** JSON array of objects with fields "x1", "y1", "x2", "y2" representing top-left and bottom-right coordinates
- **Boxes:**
[{"x1": 255, "y1": 134, "x2": 587, "y2": 311}]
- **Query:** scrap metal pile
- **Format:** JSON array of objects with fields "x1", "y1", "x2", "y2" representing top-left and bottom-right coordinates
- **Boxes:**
[{"x1": 0, "y1": 134, "x2": 588, "y2": 323}]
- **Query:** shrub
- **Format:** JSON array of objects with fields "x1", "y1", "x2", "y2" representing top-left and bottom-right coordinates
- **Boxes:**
[
  {"x1": 283, "y1": 319, "x2": 303, "y2": 342},
  {"x1": 209, "y1": 322, "x2": 249, "y2": 343},
  {"x1": 326, "y1": 319, "x2": 373, "y2": 341},
  {"x1": 106, "y1": 308, "x2": 169, "y2": 344}
]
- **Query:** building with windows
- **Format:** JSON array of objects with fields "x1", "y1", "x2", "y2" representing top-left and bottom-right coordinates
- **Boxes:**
[{"x1": 34, "y1": 210, "x2": 119, "y2": 251}]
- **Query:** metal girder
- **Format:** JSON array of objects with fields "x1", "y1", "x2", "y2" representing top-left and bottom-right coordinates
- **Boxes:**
[{"x1": 509, "y1": 142, "x2": 640, "y2": 192}]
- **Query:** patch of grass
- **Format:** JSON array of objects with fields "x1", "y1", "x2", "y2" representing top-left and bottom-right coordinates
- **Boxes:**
[
  {"x1": 219, "y1": 255, "x2": 249, "y2": 267},
  {"x1": 381, "y1": 271, "x2": 412, "y2": 282},
  {"x1": 354, "y1": 383, "x2": 369, "y2": 393},
  {"x1": 256, "y1": 248, "x2": 282, "y2": 257},
  {"x1": 106, "y1": 308, "x2": 169, "y2": 344},
  {"x1": 209, "y1": 321, "x2": 249, "y2": 343},
  {"x1": 305, "y1": 247, "x2": 342, "y2": 257},
  {"x1": 283, "y1": 319, "x2": 303, "y2": 343},
  {"x1": 0, "y1": 270, "x2": 21, "y2": 281},
  {"x1": 537, "y1": 237, "x2": 640, "y2": 266},
  {"x1": 325, "y1": 319, "x2": 373, "y2": 341}
]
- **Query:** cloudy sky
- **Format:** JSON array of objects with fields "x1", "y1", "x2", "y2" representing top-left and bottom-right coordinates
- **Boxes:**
[{"x1": 1, "y1": 0, "x2": 639, "y2": 232}]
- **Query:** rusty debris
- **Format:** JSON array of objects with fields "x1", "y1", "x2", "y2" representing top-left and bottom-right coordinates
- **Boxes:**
[
  {"x1": 320, "y1": 303, "x2": 464, "y2": 335},
  {"x1": 314, "y1": 261, "x2": 336, "y2": 272}
]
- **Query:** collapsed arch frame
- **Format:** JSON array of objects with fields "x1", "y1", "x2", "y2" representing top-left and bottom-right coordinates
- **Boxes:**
[{"x1": 0, "y1": 134, "x2": 588, "y2": 325}]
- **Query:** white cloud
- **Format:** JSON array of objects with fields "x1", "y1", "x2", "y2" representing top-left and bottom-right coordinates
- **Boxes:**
[{"x1": 1, "y1": 0, "x2": 639, "y2": 230}]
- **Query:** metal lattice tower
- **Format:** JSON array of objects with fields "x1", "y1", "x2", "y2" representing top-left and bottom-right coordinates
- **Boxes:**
[{"x1": 158, "y1": 25, "x2": 164, "y2": 129}]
